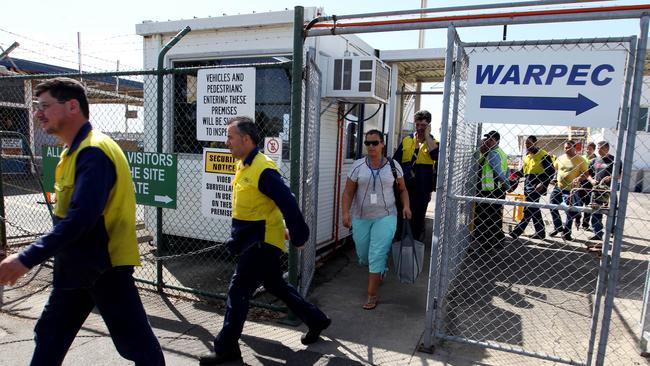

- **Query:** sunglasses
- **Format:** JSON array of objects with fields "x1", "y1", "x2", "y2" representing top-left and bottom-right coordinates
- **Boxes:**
[{"x1": 364, "y1": 140, "x2": 381, "y2": 146}]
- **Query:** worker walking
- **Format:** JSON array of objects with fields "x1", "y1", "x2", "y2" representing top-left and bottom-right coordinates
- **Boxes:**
[
  {"x1": 509, "y1": 135, "x2": 555, "y2": 240},
  {"x1": 200, "y1": 116, "x2": 330, "y2": 365},
  {"x1": 0, "y1": 77, "x2": 164, "y2": 366}
]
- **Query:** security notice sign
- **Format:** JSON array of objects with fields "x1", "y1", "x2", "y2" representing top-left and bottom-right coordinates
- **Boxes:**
[
  {"x1": 202, "y1": 148, "x2": 237, "y2": 219},
  {"x1": 42, "y1": 146, "x2": 178, "y2": 209},
  {"x1": 196, "y1": 67, "x2": 256, "y2": 142},
  {"x1": 466, "y1": 48, "x2": 628, "y2": 128}
]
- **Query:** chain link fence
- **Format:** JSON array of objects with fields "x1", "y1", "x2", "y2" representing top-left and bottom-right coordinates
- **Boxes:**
[
  {"x1": 607, "y1": 37, "x2": 650, "y2": 363},
  {"x1": 0, "y1": 59, "x2": 320, "y2": 310},
  {"x1": 426, "y1": 30, "x2": 650, "y2": 365}
]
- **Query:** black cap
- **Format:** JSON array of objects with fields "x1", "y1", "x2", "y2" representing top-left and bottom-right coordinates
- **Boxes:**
[{"x1": 483, "y1": 130, "x2": 500, "y2": 141}]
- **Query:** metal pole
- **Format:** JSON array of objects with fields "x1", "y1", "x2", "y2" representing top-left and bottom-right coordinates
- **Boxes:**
[
  {"x1": 306, "y1": 7, "x2": 650, "y2": 37},
  {"x1": 356, "y1": 104, "x2": 365, "y2": 159},
  {"x1": 0, "y1": 42, "x2": 19, "y2": 60},
  {"x1": 436, "y1": 39, "x2": 464, "y2": 330},
  {"x1": 285, "y1": 5, "x2": 305, "y2": 325},
  {"x1": 313, "y1": 0, "x2": 606, "y2": 23},
  {"x1": 0, "y1": 136, "x2": 6, "y2": 250},
  {"x1": 422, "y1": 25, "x2": 456, "y2": 353},
  {"x1": 155, "y1": 26, "x2": 191, "y2": 293},
  {"x1": 0, "y1": 136, "x2": 4, "y2": 304},
  {"x1": 77, "y1": 32, "x2": 82, "y2": 81},
  {"x1": 585, "y1": 35, "x2": 636, "y2": 366},
  {"x1": 595, "y1": 15, "x2": 649, "y2": 366}
]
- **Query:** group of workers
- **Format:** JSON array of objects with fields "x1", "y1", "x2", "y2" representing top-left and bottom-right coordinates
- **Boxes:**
[
  {"x1": 475, "y1": 131, "x2": 617, "y2": 248},
  {"x1": 0, "y1": 75, "x2": 618, "y2": 366}
]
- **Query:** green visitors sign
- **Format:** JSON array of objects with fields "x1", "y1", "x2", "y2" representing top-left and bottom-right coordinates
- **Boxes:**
[
  {"x1": 125, "y1": 151, "x2": 177, "y2": 208},
  {"x1": 42, "y1": 145, "x2": 63, "y2": 192},
  {"x1": 42, "y1": 146, "x2": 178, "y2": 209}
]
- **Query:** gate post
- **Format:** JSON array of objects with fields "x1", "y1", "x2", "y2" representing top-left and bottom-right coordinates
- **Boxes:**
[
  {"x1": 155, "y1": 26, "x2": 190, "y2": 293},
  {"x1": 421, "y1": 25, "x2": 457, "y2": 353},
  {"x1": 282, "y1": 5, "x2": 305, "y2": 326},
  {"x1": 595, "y1": 15, "x2": 649, "y2": 366}
]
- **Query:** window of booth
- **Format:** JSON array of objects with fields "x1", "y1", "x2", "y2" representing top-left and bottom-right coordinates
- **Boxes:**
[
  {"x1": 172, "y1": 56, "x2": 292, "y2": 154},
  {"x1": 344, "y1": 104, "x2": 359, "y2": 160}
]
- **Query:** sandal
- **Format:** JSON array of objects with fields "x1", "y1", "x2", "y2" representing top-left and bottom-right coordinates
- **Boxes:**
[{"x1": 363, "y1": 295, "x2": 378, "y2": 310}]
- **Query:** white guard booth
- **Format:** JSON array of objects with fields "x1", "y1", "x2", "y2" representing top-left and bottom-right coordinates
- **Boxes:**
[{"x1": 136, "y1": 8, "x2": 391, "y2": 256}]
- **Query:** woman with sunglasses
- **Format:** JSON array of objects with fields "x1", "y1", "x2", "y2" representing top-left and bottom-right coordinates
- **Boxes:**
[{"x1": 342, "y1": 129, "x2": 411, "y2": 310}]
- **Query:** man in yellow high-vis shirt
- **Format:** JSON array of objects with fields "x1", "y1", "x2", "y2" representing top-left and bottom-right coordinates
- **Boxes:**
[
  {"x1": 0, "y1": 77, "x2": 164, "y2": 366},
  {"x1": 200, "y1": 117, "x2": 330, "y2": 365},
  {"x1": 509, "y1": 135, "x2": 555, "y2": 240},
  {"x1": 392, "y1": 110, "x2": 439, "y2": 241}
]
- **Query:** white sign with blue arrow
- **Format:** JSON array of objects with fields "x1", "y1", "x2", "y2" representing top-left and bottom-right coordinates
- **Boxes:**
[{"x1": 466, "y1": 48, "x2": 627, "y2": 128}]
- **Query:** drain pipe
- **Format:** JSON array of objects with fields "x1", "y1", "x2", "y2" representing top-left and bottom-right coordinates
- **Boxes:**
[{"x1": 156, "y1": 26, "x2": 191, "y2": 293}]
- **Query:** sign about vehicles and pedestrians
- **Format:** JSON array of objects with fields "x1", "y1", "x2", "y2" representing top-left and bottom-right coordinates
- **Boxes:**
[
  {"x1": 42, "y1": 146, "x2": 178, "y2": 209},
  {"x1": 466, "y1": 48, "x2": 627, "y2": 128},
  {"x1": 196, "y1": 67, "x2": 256, "y2": 142}
]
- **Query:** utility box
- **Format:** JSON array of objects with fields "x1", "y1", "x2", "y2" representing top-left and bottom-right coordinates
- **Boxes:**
[{"x1": 325, "y1": 56, "x2": 390, "y2": 104}]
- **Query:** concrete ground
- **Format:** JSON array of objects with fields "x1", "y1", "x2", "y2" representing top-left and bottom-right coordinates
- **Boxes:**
[{"x1": 1, "y1": 193, "x2": 649, "y2": 365}]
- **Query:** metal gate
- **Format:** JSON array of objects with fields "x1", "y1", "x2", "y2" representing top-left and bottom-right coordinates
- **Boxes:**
[
  {"x1": 424, "y1": 25, "x2": 646, "y2": 365},
  {"x1": 299, "y1": 53, "x2": 322, "y2": 296}
]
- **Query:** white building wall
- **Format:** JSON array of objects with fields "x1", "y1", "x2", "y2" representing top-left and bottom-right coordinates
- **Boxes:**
[
  {"x1": 137, "y1": 9, "x2": 378, "y2": 246},
  {"x1": 316, "y1": 102, "x2": 338, "y2": 246}
]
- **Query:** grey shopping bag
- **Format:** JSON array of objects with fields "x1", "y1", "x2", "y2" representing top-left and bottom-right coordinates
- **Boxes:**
[{"x1": 391, "y1": 220, "x2": 425, "y2": 284}]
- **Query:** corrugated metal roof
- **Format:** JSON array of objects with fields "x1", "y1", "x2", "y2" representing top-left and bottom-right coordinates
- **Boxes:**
[
  {"x1": 394, "y1": 59, "x2": 446, "y2": 83},
  {"x1": 0, "y1": 57, "x2": 143, "y2": 104}
]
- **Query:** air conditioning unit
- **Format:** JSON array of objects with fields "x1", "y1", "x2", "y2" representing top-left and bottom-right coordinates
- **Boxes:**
[{"x1": 324, "y1": 56, "x2": 390, "y2": 104}]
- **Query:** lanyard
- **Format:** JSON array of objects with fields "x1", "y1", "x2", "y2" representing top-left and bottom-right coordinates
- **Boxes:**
[{"x1": 367, "y1": 157, "x2": 384, "y2": 191}]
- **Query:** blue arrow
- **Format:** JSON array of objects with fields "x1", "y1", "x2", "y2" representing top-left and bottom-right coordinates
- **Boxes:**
[{"x1": 480, "y1": 94, "x2": 598, "y2": 115}]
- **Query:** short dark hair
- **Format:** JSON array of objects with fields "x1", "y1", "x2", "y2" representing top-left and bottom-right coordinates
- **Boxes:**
[
  {"x1": 34, "y1": 77, "x2": 89, "y2": 119},
  {"x1": 414, "y1": 110, "x2": 432, "y2": 123},
  {"x1": 228, "y1": 116, "x2": 260, "y2": 145},
  {"x1": 597, "y1": 140, "x2": 610, "y2": 149},
  {"x1": 365, "y1": 129, "x2": 384, "y2": 142},
  {"x1": 565, "y1": 140, "x2": 576, "y2": 147},
  {"x1": 483, "y1": 130, "x2": 500, "y2": 141},
  {"x1": 527, "y1": 135, "x2": 537, "y2": 143},
  {"x1": 587, "y1": 142, "x2": 597, "y2": 149}
]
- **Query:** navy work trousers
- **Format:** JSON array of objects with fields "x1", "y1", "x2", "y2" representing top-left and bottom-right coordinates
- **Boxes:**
[
  {"x1": 30, "y1": 266, "x2": 164, "y2": 366},
  {"x1": 214, "y1": 242, "x2": 329, "y2": 353},
  {"x1": 474, "y1": 188, "x2": 506, "y2": 245},
  {"x1": 512, "y1": 190, "x2": 545, "y2": 237},
  {"x1": 405, "y1": 180, "x2": 432, "y2": 242}
]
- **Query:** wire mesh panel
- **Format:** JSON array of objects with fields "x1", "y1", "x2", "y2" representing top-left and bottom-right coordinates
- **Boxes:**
[
  {"x1": 430, "y1": 34, "x2": 641, "y2": 365},
  {"x1": 139, "y1": 62, "x2": 295, "y2": 307},
  {"x1": 605, "y1": 33, "x2": 650, "y2": 364},
  {"x1": 299, "y1": 55, "x2": 321, "y2": 296},
  {"x1": 0, "y1": 61, "x2": 300, "y2": 309}
]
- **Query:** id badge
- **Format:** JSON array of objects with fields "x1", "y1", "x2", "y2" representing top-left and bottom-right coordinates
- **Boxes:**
[{"x1": 370, "y1": 193, "x2": 378, "y2": 204}]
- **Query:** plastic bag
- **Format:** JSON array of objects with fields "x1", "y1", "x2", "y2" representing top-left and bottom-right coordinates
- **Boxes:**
[{"x1": 391, "y1": 220, "x2": 425, "y2": 284}]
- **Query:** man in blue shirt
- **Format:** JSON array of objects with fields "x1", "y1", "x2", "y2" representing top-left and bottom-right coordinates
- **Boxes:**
[
  {"x1": 200, "y1": 117, "x2": 330, "y2": 365},
  {"x1": 0, "y1": 77, "x2": 164, "y2": 365},
  {"x1": 392, "y1": 110, "x2": 439, "y2": 241},
  {"x1": 474, "y1": 131, "x2": 510, "y2": 249}
]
